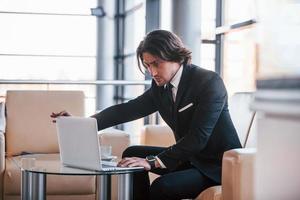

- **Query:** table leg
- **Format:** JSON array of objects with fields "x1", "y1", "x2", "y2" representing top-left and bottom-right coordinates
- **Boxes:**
[
  {"x1": 32, "y1": 172, "x2": 46, "y2": 200},
  {"x1": 98, "y1": 175, "x2": 111, "y2": 200},
  {"x1": 21, "y1": 170, "x2": 46, "y2": 200},
  {"x1": 21, "y1": 170, "x2": 32, "y2": 200},
  {"x1": 118, "y1": 174, "x2": 133, "y2": 200}
]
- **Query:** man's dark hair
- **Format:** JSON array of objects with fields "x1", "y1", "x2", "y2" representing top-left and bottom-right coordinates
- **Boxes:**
[{"x1": 136, "y1": 30, "x2": 192, "y2": 73}]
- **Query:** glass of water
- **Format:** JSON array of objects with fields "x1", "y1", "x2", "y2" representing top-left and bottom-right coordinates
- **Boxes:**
[{"x1": 100, "y1": 145, "x2": 112, "y2": 159}]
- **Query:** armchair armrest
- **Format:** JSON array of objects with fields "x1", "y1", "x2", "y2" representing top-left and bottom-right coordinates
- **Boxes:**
[
  {"x1": 0, "y1": 131, "x2": 5, "y2": 198},
  {"x1": 0, "y1": 131, "x2": 4, "y2": 170},
  {"x1": 222, "y1": 148, "x2": 256, "y2": 200},
  {"x1": 98, "y1": 128, "x2": 130, "y2": 159}
]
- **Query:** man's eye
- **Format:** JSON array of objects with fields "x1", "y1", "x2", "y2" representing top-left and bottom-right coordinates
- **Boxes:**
[{"x1": 152, "y1": 62, "x2": 159, "y2": 67}]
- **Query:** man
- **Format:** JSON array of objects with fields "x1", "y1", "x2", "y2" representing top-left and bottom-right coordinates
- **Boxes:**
[{"x1": 51, "y1": 30, "x2": 241, "y2": 200}]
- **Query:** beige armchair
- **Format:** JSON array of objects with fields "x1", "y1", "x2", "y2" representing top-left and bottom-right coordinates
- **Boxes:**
[
  {"x1": 0, "y1": 90, "x2": 130, "y2": 200},
  {"x1": 140, "y1": 92, "x2": 256, "y2": 200}
]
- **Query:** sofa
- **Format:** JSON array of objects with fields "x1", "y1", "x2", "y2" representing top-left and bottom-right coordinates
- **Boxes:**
[
  {"x1": 0, "y1": 90, "x2": 130, "y2": 200},
  {"x1": 140, "y1": 92, "x2": 257, "y2": 200}
]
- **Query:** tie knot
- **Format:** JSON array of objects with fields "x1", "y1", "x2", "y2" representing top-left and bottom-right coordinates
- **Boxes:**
[{"x1": 167, "y1": 82, "x2": 173, "y2": 90}]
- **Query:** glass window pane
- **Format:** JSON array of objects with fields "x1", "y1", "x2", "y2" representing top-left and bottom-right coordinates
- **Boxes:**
[
  {"x1": 201, "y1": 0, "x2": 216, "y2": 40},
  {"x1": 201, "y1": 44, "x2": 215, "y2": 71},
  {"x1": 224, "y1": 0, "x2": 257, "y2": 24},
  {"x1": 0, "y1": 1, "x2": 98, "y2": 117},
  {"x1": 0, "y1": 56, "x2": 96, "y2": 80},
  {"x1": 123, "y1": 0, "x2": 146, "y2": 143},
  {"x1": 0, "y1": 14, "x2": 96, "y2": 56},
  {"x1": 0, "y1": 84, "x2": 48, "y2": 96},
  {"x1": 0, "y1": 0, "x2": 97, "y2": 14},
  {"x1": 223, "y1": 29, "x2": 257, "y2": 96},
  {"x1": 123, "y1": 56, "x2": 145, "y2": 145},
  {"x1": 124, "y1": 0, "x2": 145, "y2": 55},
  {"x1": 160, "y1": 0, "x2": 172, "y2": 30}
]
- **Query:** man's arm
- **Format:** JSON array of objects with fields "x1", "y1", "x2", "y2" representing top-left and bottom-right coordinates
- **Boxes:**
[
  {"x1": 157, "y1": 75, "x2": 227, "y2": 169},
  {"x1": 91, "y1": 88, "x2": 157, "y2": 130}
]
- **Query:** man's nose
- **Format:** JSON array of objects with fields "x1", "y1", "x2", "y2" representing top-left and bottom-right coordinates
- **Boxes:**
[{"x1": 149, "y1": 67, "x2": 157, "y2": 76}]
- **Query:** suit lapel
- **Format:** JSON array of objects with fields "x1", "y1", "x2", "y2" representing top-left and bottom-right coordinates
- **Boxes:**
[
  {"x1": 158, "y1": 85, "x2": 176, "y2": 129},
  {"x1": 157, "y1": 64, "x2": 192, "y2": 132},
  {"x1": 174, "y1": 64, "x2": 192, "y2": 111}
]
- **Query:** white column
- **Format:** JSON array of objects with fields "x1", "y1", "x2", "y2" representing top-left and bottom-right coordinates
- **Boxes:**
[{"x1": 252, "y1": 88, "x2": 300, "y2": 199}]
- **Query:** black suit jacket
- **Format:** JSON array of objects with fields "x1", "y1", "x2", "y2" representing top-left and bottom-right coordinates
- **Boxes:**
[{"x1": 92, "y1": 64, "x2": 242, "y2": 183}]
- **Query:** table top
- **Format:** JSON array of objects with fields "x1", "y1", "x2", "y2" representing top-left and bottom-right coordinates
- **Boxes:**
[{"x1": 10, "y1": 153, "x2": 144, "y2": 175}]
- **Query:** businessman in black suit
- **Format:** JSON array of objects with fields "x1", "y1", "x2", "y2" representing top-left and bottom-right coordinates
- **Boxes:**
[{"x1": 52, "y1": 30, "x2": 241, "y2": 200}]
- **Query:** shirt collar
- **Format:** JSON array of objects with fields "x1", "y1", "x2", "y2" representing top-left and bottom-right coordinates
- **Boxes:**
[{"x1": 170, "y1": 65, "x2": 183, "y2": 89}]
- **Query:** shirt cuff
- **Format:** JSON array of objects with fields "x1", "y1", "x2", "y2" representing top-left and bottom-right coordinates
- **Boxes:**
[{"x1": 155, "y1": 156, "x2": 166, "y2": 168}]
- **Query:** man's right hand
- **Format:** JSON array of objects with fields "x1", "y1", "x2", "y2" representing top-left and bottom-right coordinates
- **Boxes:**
[{"x1": 50, "y1": 110, "x2": 71, "y2": 123}]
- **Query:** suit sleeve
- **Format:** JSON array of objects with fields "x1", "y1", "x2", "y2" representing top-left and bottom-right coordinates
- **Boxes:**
[
  {"x1": 157, "y1": 75, "x2": 227, "y2": 170},
  {"x1": 90, "y1": 87, "x2": 157, "y2": 130}
]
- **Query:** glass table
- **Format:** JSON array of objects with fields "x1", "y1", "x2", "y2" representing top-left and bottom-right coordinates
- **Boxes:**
[{"x1": 10, "y1": 154, "x2": 144, "y2": 200}]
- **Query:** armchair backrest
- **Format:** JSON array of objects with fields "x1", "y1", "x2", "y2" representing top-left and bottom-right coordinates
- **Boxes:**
[
  {"x1": 5, "y1": 90, "x2": 84, "y2": 156},
  {"x1": 228, "y1": 92, "x2": 255, "y2": 148},
  {"x1": 0, "y1": 102, "x2": 5, "y2": 133},
  {"x1": 140, "y1": 124, "x2": 175, "y2": 147}
]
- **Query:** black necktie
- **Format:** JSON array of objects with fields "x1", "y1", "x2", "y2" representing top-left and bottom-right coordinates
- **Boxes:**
[{"x1": 166, "y1": 83, "x2": 174, "y2": 116}]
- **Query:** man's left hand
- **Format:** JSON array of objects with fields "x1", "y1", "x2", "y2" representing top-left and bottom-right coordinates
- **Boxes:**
[{"x1": 117, "y1": 157, "x2": 151, "y2": 171}]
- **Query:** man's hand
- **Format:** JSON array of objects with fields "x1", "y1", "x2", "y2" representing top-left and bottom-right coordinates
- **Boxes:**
[
  {"x1": 118, "y1": 157, "x2": 151, "y2": 171},
  {"x1": 50, "y1": 110, "x2": 71, "y2": 123}
]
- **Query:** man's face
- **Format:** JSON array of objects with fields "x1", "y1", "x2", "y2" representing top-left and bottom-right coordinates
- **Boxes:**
[{"x1": 142, "y1": 52, "x2": 181, "y2": 86}]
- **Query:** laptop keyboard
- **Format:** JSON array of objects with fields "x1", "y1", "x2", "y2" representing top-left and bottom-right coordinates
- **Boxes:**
[
  {"x1": 101, "y1": 161, "x2": 144, "y2": 171},
  {"x1": 101, "y1": 160, "x2": 121, "y2": 171},
  {"x1": 101, "y1": 166, "x2": 119, "y2": 171},
  {"x1": 101, "y1": 160, "x2": 117, "y2": 167}
]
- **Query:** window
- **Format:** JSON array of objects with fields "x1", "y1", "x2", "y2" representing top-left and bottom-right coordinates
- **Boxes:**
[
  {"x1": 200, "y1": 0, "x2": 216, "y2": 72},
  {"x1": 200, "y1": 0, "x2": 258, "y2": 96},
  {"x1": 121, "y1": 0, "x2": 146, "y2": 143},
  {"x1": 223, "y1": 29, "x2": 257, "y2": 96},
  {"x1": 0, "y1": 0, "x2": 97, "y2": 115},
  {"x1": 222, "y1": 0, "x2": 257, "y2": 96}
]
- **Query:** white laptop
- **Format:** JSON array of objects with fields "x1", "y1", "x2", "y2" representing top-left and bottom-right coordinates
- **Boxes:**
[{"x1": 56, "y1": 116, "x2": 143, "y2": 171}]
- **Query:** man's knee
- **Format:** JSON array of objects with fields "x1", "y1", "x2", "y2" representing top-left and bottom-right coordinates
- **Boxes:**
[{"x1": 149, "y1": 176, "x2": 173, "y2": 199}]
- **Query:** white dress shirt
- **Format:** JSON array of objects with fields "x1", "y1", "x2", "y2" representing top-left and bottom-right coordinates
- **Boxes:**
[
  {"x1": 169, "y1": 65, "x2": 183, "y2": 101},
  {"x1": 156, "y1": 65, "x2": 183, "y2": 168}
]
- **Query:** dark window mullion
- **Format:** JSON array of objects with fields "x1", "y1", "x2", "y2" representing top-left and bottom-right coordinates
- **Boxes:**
[{"x1": 215, "y1": 0, "x2": 223, "y2": 76}]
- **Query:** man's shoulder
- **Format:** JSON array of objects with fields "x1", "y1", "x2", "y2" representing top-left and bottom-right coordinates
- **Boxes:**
[
  {"x1": 187, "y1": 64, "x2": 226, "y2": 96},
  {"x1": 187, "y1": 64, "x2": 220, "y2": 82}
]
